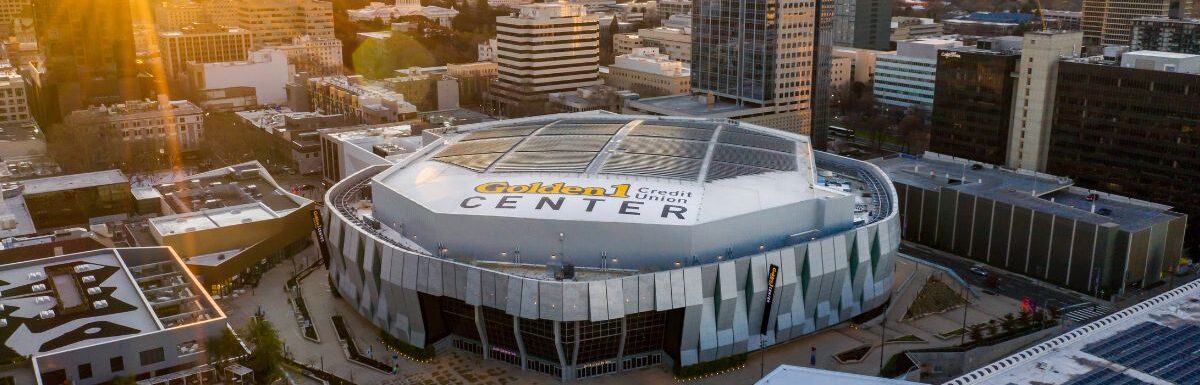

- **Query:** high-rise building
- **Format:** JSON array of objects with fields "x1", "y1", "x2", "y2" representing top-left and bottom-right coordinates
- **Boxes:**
[
  {"x1": 490, "y1": 3, "x2": 601, "y2": 117},
  {"x1": 1081, "y1": 0, "x2": 1190, "y2": 47},
  {"x1": 1132, "y1": 17, "x2": 1200, "y2": 54},
  {"x1": 32, "y1": 0, "x2": 142, "y2": 122},
  {"x1": 833, "y1": 0, "x2": 892, "y2": 50},
  {"x1": 1006, "y1": 30, "x2": 1082, "y2": 171},
  {"x1": 159, "y1": 23, "x2": 254, "y2": 80},
  {"x1": 929, "y1": 38, "x2": 1023, "y2": 165},
  {"x1": 0, "y1": 69, "x2": 31, "y2": 123},
  {"x1": 153, "y1": 0, "x2": 206, "y2": 31},
  {"x1": 1046, "y1": 51, "x2": 1200, "y2": 243},
  {"x1": 0, "y1": 0, "x2": 29, "y2": 36},
  {"x1": 237, "y1": 0, "x2": 334, "y2": 48},
  {"x1": 873, "y1": 38, "x2": 963, "y2": 111}
]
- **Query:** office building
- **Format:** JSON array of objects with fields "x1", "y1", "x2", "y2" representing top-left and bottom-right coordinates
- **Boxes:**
[
  {"x1": 204, "y1": 0, "x2": 239, "y2": 27},
  {"x1": 833, "y1": 0, "x2": 892, "y2": 50},
  {"x1": 617, "y1": 26, "x2": 692, "y2": 65},
  {"x1": 630, "y1": 0, "x2": 829, "y2": 139},
  {"x1": 0, "y1": 0, "x2": 29, "y2": 35},
  {"x1": 32, "y1": 0, "x2": 141, "y2": 122},
  {"x1": 323, "y1": 112, "x2": 899, "y2": 380},
  {"x1": 62, "y1": 100, "x2": 205, "y2": 156},
  {"x1": 873, "y1": 38, "x2": 963, "y2": 111},
  {"x1": 1082, "y1": 0, "x2": 1190, "y2": 46},
  {"x1": 929, "y1": 38, "x2": 1022, "y2": 165},
  {"x1": 947, "y1": 280, "x2": 1200, "y2": 385},
  {"x1": 1046, "y1": 51, "x2": 1200, "y2": 245},
  {"x1": 346, "y1": 0, "x2": 422, "y2": 21},
  {"x1": 0, "y1": 247, "x2": 230, "y2": 385},
  {"x1": 17, "y1": 170, "x2": 132, "y2": 230},
  {"x1": 1132, "y1": 17, "x2": 1200, "y2": 54},
  {"x1": 833, "y1": 46, "x2": 882, "y2": 85},
  {"x1": 1006, "y1": 30, "x2": 1082, "y2": 171},
  {"x1": 158, "y1": 23, "x2": 254, "y2": 80},
  {"x1": 941, "y1": 19, "x2": 1022, "y2": 37},
  {"x1": 276, "y1": 35, "x2": 344, "y2": 76},
  {"x1": 187, "y1": 48, "x2": 291, "y2": 106},
  {"x1": 874, "y1": 153, "x2": 1186, "y2": 298},
  {"x1": 153, "y1": 0, "x2": 206, "y2": 31},
  {"x1": 602, "y1": 48, "x2": 690, "y2": 97},
  {"x1": 134, "y1": 162, "x2": 315, "y2": 294},
  {"x1": 491, "y1": 3, "x2": 602, "y2": 117},
  {"x1": 546, "y1": 85, "x2": 637, "y2": 113},
  {"x1": 890, "y1": 17, "x2": 943, "y2": 46},
  {"x1": 236, "y1": 0, "x2": 334, "y2": 48},
  {"x1": 831, "y1": 56, "x2": 853, "y2": 91},
  {"x1": 307, "y1": 76, "x2": 419, "y2": 124},
  {"x1": 318, "y1": 123, "x2": 418, "y2": 185},
  {"x1": 658, "y1": 0, "x2": 690, "y2": 17},
  {"x1": 1042, "y1": 10, "x2": 1083, "y2": 30},
  {"x1": 0, "y1": 69, "x2": 30, "y2": 123},
  {"x1": 237, "y1": 109, "x2": 346, "y2": 174}
]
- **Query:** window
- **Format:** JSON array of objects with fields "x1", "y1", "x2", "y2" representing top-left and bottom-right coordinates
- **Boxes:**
[
  {"x1": 139, "y1": 347, "x2": 165, "y2": 365},
  {"x1": 110, "y1": 356, "x2": 124, "y2": 372},
  {"x1": 78, "y1": 363, "x2": 92, "y2": 380}
]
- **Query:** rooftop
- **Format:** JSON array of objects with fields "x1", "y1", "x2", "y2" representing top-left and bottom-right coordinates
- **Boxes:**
[
  {"x1": 0, "y1": 247, "x2": 221, "y2": 362},
  {"x1": 627, "y1": 94, "x2": 758, "y2": 116},
  {"x1": 871, "y1": 153, "x2": 1181, "y2": 232},
  {"x1": 63, "y1": 100, "x2": 203, "y2": 123},
  {"x1": 321, "y1": 124, "x2": 421, "y2": 163},
  {"x1": 21, "y1": 170, "x2": 128, "y2": 195},
  {"x1": 147, "y1": 162, "x2": 308, "y2": 236},
  {"x1": 946, "y1": 279, "x2": 1200, "y2": 385},
  {"x1": 758, "y1": 365, "x2": 920, "y2": 385}
]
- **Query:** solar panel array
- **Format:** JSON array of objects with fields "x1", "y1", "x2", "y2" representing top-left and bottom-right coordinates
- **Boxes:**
[
  {"x1": 1081, "y1": 322, "x2": 1200, "y2": 385},
  {"x1": 431, "y1": 118, "x2": 804, "y2": 181},
  {"x1": 1061, "y1": 368, "x2": 1149, "y2": 385}
]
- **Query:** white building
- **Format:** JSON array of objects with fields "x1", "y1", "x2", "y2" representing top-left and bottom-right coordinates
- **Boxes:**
[
  {"x1": 0, "y1": 69, "x2": 30, "y2": 123},
  {"x1": 63, "y1": 100, "x2": 205, "y2": 152},
  {"x1": 188, "y1": 49, "x2": 292, "y2": 106},
  {"x1": 346, "y1": 1, "x2": 422, "y2": 21},
  {"x1": 833, "y1": 46, "x2": 884, "y2": 85},
  {"x1": 603, "y1": 47, "x2": 690, "y2": 97},
  {"x1": 873, "y1": 38, "x2": 962, "y2": 110},
  {"x1": 658, "y1": 0, "x2": 691, "y2": 18},
  {"x1": 477, "y1": 38, "x2": 497, "y2": 62},
  {"x1": 617, "y1": 25, "x2": 692, "y2": 64},
  {"x1": 0, "y1": 247, "x2": 229, "y2": 385},
  {"x1": 491, "y1": 2, "x2": 602, "y2": 116}
]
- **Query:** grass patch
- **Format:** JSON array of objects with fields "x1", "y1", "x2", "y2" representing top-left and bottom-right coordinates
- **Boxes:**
[
  {"x1": 885, "y1": 334, "x2": 926, "y2": 343},
  {"x1": 904, "y1": 279, "x2": 967, "y2": 320},
  {"x1": 937, "y1": 328, "x2": 966, "y2": 339},
  {"x1": 834, "y1": 345, "x2": 873, "y2": 364}
]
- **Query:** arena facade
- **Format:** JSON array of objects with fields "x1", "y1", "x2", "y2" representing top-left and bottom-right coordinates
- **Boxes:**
[{"x1": 322, "y1": 113, "x2": 900, "y2": 380}]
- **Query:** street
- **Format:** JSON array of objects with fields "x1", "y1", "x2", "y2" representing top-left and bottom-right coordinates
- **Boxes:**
[{"x1": 900, "y1": 242, "x2": 1091, "y2": 311}]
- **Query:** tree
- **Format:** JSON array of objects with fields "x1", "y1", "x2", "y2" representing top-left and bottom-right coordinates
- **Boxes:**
[
  {"x1": 968, "y1": 324, "x2": 985, "y2": 343},
  {"x1": 986, "y1": 320, "x2": 999, "y2": 337},
  {"x1": 897, "y1": 106, "x2": 929, "y2": 153},
  {"x1": 1016, "y1": 310, "x2": 1034, "y2": 330},
  {"x1": 208, "y1": 327, "x2": 244, "y2": 380},
  {"x1": 1000, "y1": 313, "x2": 1017, "y2": 334},
  {"x1": 244, "y1": 316, "x2": 285, "y2": 383}
]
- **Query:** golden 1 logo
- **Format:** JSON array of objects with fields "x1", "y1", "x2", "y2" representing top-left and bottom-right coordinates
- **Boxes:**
[
  {"x1": 461, "y1": 181, "x2": 695, "y2": 220},
  {"x1": 474, "y1": 182, "x2": 631, "y2": 198}
]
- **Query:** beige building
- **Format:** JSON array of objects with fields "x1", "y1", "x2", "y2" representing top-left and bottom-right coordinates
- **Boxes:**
[
  {"x1": 1082, "y1": 0, "x2": 1190, "y2": 47},
  {"x1": 833, "y1": 46, "x2": 883, "y2": 85},
  {"x1": 277, "y1": 35, "x2": 343, "y2": 75},
  {"x1": 153, "y1": 0, "x2": 207, "y2": 31},
  {"x1": 603, "y1": 47, "x2": 690, "y2": 97},
  {"x1": 891, "y1": 17, "x2": 942, "y2": 44},
  {"x1": 491, "y1": 3, "x2": 602, "y2": 117},
  {"x1": 237, "y1": 0, "x2": 334, "y2": 48},
  {"x1": 63, "y1": 100, "x2": 205, "y2": 152},
  {"x1": 204, "y1": 0, "x2": 240, "y2": 27},
  {"x1": 1007, "y1": 30, "x2": 1083, "y2": 171},
  {"x1": 831, "y1": 56, "x2": 852, "y2": 90},
  {"x1": 634, "y1": 26, "x2": 691, "y2": 64},
  {"x1": 0, "y1": 0, "x2": 29, "y2": 35},
  {"x1": 307, "y1": 75, "x2": 419, "y2": 124},
  {"x1": 159, "y1": 23, "x2": 253, "y2": 80},
  {"x1": 614, "y1": 33, "x2": 643, "y2": 56},
  {"x1": 0, "y1": 70, "x2": 30, "y2": 123}
]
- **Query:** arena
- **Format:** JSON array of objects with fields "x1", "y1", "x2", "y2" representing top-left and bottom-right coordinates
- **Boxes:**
[{"x1": 322, "y1": 113, "x2": 900, "y2": 380}]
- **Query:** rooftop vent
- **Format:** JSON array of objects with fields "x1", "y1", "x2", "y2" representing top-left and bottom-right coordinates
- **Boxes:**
[
  {"x1": 30, "y1": 284, "x2": 45, "y2": 292},
  {"x1": 81, "y1": 275, "x2": 96, "y2": 284},
  {"x1": 38, "y1": 310, "x2": 54, "y2": 319},
  {"x1": 93, "y1": 300, "x2": 108, "y2": 309},
  {"x1": 86, "y1": 287, "x2": 102, "y2": 296}
]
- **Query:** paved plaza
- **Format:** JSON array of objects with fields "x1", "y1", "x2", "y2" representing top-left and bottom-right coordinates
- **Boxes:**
[{"x1": 218, "y1": 244, "x2": 1024, "y2": 385}]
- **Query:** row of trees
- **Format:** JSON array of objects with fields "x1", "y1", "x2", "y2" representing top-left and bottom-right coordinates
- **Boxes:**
[{"x1": 965, "y1": 308, "x2": 1061, "y2": 344}]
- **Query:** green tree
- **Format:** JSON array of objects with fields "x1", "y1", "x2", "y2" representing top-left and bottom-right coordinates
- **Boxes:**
[
  {"x1": 1000, "y1": 313, "x2": 1017, "y2": 334},
  {"x1": 244, "y1": 316, "x2": 285, "y2": 383},
  {"x1": 208, "y1": 327, "x2": 244, "y2": 380},
  {"x1": 968, "y1": 324, "x2": 985, "y2": 343},
  {"x1": 986, "y1": 320, "x2": 999, "y2": 336}
]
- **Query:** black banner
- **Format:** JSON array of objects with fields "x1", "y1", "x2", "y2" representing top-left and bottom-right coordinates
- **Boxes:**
[
  {"x1": 312, "y1": 209, "x2": 331, "y2": 269},
  {"x1": 761, "y1": 264, "x2": 779, "y2": 335}
]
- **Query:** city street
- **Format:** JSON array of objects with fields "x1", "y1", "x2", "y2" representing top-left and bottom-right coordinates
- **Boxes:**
[{"x1": 900, "y1": 242, "x2": 1092, "y2": 310}]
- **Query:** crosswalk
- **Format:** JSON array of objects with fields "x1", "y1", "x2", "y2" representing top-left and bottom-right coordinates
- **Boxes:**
[{"x1": 1063, "y1": 304, "x2": 1114, "y2": 324}]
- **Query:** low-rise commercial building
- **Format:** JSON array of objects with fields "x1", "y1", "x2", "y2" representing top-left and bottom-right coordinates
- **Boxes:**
[
  {"x1": 63, "y1": 100, "x2": 205, "y2": 155},
  {"x1": 14, "y1": 170, "x2": 131, "y2": 231},
  {"x1": 307, "y1": 75, "x2": 419, "y2": 124},
  {"x1": 874, "y1": 38, "x2": 963, "y2": 111},
  {"x1": 890, "y1": 17, "x2": 943, "y2": 47},
  {"x1": 602, "y1": 48, "x2": 690, "y2": 97},
  {"x1": 187, "y1": 48, "x2": 291, "y2": 106},
  {"x1": 617, "y1": 26, "x2": 692, "y2": 64},
  {"x1": 873, "y1": 153, "x2": 1186, "y2": 298},
  {"x1": 833, "y1": 46, "x2": 884, "y2": 85},
  {"x1": 0, "y1": 247, "x2": 231, "y2": 385},
  {"x1": 276, "y1": 35, "x2": 344, "y2": 76},
  {"x1": 236, "y1": 108, "x2": 348, "y2": 174},
  {"x1": 547, "y1": 85, "x2": 637, "y2": 113},
  {"x1": 1132, "y1": 17, "x2": 1200, "y2": 54},
  {"x1": 318, "y1": 123, "x2": 419, "y2": 185},
  {"x1": 136, "y1": 162, "x2": 315, "y2": 294}
]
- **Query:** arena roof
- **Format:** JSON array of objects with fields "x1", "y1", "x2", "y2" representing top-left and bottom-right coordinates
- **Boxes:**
[{"x1": 374, "y1": 116, "x2": 841, "y2": 227}]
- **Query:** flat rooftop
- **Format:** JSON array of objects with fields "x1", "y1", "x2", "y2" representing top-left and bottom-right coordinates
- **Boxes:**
[
  {"x1": 871, "y1": 153, "x2": 1181, "y2": 231},
  {"x1": 20, "y1": 170, "x2": 127, "y2": 195},
  {"x1": 0, "y1": 248, "x2": 221, "y2": 360},
  {"x1": 148, "y1": 162, "x2": 308, "y2": 236},
  {"x1": 947, "y1": 279, "x2": 1200, "y2": 385},
  {"x1": 628, "y1": 94, "x2": 756, "y2": 116},
  {"x1": 758, "y1": 365, "x2": 920, "y2": 385},
  {"x1": 323, "y1": 124, "x2": 423, "y2": 163}
]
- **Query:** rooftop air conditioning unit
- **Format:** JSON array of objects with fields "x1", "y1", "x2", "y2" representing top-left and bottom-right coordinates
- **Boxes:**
[
  {"x1": 39, "y1": 310, "x2": 54, "y2": 319},
  {"x1": 81, "y1": 276, "x2": 96, "y2": 284},
  {"x1": 30, "y1": 284, "x2": 45, "y2": 292},
  {"x1": 93, "y1": 300, "x2": 108, "y2": 309},
  {"x1": 87, "y1": 287, "x2": 102, "y2": 296}
]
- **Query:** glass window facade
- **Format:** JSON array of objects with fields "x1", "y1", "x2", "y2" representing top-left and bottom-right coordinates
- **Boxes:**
[{"x1": 691, "y1": 0, "x2": 779, "y2": 103}]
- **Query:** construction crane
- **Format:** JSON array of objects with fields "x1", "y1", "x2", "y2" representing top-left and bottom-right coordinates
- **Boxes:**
[{"x1": 1033, "y1": 0, "x2": 1049, "y2": 31}]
